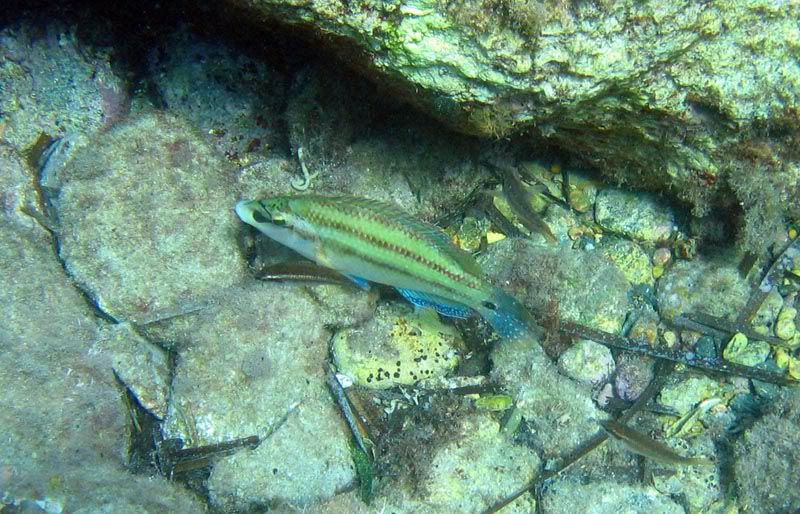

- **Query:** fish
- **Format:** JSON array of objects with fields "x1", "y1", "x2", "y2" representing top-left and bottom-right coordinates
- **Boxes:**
[
  {"x1": 600, "y1": 419, "x2": 713, "y2": 467},
  {"x1": 235, "y1": 195, "x2": 538, "y2": 341}
]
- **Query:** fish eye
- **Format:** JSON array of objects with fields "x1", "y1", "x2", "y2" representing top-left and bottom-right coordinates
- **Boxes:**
[
  {"x1": 252, "y1": 210, "x2": 269, "y2": 223},
  {"x1": 482, "y1": 301, "x2": 497, "y2": 311}
]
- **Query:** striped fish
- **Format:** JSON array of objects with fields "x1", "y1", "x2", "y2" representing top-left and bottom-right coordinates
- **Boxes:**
[{"x1": 235, "y1": 195, "x2": 538, "y2": 341}]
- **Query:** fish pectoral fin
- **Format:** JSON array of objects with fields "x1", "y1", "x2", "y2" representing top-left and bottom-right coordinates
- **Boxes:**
[
  {"x1": 342, "y1": 273, "x2": 371, "y2": 290},
  {"x1": 395, "y1": 288, "x2": 471, "y2": 319}
]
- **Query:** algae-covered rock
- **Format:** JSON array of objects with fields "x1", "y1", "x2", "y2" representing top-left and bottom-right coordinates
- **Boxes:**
[
  {"x1": 557, "y1": 340, "x2": 615, "y2": 386},
  {"x1": 656, "y1": 255, "x2": 750, "y2": 322},
  {"x1": 541, "y1": 479, "x2": 683, "y2": 514},
  {"x1": 595, "y1": 188, "x2": 676, "y2": 243},
  {"x1": 95, "y1": 322, "x2": 171, "y2": 419},
  {"x1": 658, "y1": 376, "x2": 728, "y2": 416},
  {"x1": 650, "y1": 432, "x2": 721, "y2": 511},
  {"x1": 722, "y1": 332, "x2": 770, "y2": 367},
  {"x1": 415, "y1": 412, "x2": 540, "y2": 513},
  {"x1": 0, "y1": 143, "x2": 47, "y2": 235},
  {"x1": 0, "y1": 222, "x2": 204, "y2": 513},
  {"x1": 149, "y1": 27, "x2": 286, "y2": 164},
  {"x1": 599, "y1": 237, "x2": 654, "y2": 286},
  {"x1": 734, "y1": 388, "x2": 800, "y2": 514},
  {"x1": 332, "y1": 303, "x2": 462, "y2": 389},
  {"x1": 492, "y1": 334, "x2": 603, "y2": 456},
  {"x1": 480, "y1": 238, "x2": 630, "y2": 333},
  {"x1": 56, "y1": 112, "x2": 247, "y2": 324},
  {"x1": 158, "y1": 280, "x2": 356, "y2": 510},
  {"x1": 221, "y1": 0, "x2": 800, "y2": 251},
  {"x1": 0, "y1": 19, "x2": 125, "y2": 153}
]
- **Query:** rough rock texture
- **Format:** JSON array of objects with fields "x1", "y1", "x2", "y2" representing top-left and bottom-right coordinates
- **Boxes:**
[
  {"x1": 491, "y1": 335, "x2": 604, "y2": 457},
  {"x1": 541, "y1": 479, "x2": 683, "y2": 514},
  {"x1": 55, "y1": 112, "x2": 247, "y2": 324},
  {"x1": 372, "y1": 411, "x2": 540, "y2": 514},
  {"x1": 0, "y1": 220, "x2": 204, "y2": 512},
  {"x1": 332, "y1": 302, "x2": 463, "y2": 389},
  {"x1": 0, "y1": 19, "x2": 126, "y2": 153},
  {"x1": 481, "y1": 238, "x2": 631, "y2": 333},
  {"x1": 152, "y1": 280, "x2": 374, "y2": 510},
  {"x1": 227, "y1": 0, "x2": 800, "y2": 249},
  {"x1": 0, "y1": 144, "x2": 46, "y2": 235},
  {"x1": 656, "y1": 254, "x2": 750, "y2": 322},
  {"x1": 95, "y1": 322, "x2": 172, "y2": 419},
  {"x1": 734, "y1": 388, "x2": 800, "y2": 514}
]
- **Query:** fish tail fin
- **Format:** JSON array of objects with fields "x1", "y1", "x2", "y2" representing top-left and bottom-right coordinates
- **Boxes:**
[{"x1": 479, "y1": 287, "x2": 539, "y2": 342}]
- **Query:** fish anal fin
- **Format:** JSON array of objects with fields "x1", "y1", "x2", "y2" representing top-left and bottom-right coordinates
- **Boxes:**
[{"x1": 396, "y1": 288, "x2": 471, "y2": 319}]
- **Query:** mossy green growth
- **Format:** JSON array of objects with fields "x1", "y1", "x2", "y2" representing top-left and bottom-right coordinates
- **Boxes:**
[
  {"x1": 474, "y1": 394, "x2": 513, "y2": 411},
  {"x1": 599, "y1": 238, "x2": 653, "y2": 286},
  {"x1": 332, "y1": 303, "x2": 462, "y2": 389},
  {"x1": 722, "y1": 332, "x2": 770, "y2": 367},
  {"x1": 455, "y1": 216, "x2": 491, "y2": 252},
  {"x1": 350, "y1": 444, "x2": 374, "y2": 505},
  {"x1": 659, "y1": 376, "x2": 729, "y2": 416}
]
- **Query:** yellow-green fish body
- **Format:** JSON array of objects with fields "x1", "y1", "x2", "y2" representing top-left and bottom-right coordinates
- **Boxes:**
[{"x1": 235, "y1": 195, "x2": 537, "y2": 340}]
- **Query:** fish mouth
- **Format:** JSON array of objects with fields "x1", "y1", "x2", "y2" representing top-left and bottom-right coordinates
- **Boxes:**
[{"x1": 235, "y1": 200, "x2": 260, "y2": 224}]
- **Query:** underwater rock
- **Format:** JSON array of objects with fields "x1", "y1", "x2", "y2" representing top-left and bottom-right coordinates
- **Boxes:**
[
  {"x1": 0, "y1": 144, "x2": 47, "y2": 235},
  {"x1": 557, "y1": 340, "x2": 615, "y2": 386},
  {"x1": 734, "y1": 388, "x2": 800, "y2": 514},
  {"x1": 614, "y1": 353, "x2": 655, "y2": 402},
  {"x1": 413, "y1": 412, "x2": 540, "y2": 513},
  {"x1": 224, "y1": 0, "x2": 800, "y2": 238},
  {"x1": 656, "y1": 255, "x2": 750, "y2": 322},
  {"x1": 595, "y1": 188, "x2": 676, "y2": 243},
  {"x1": 96, "y1": 322, "x2": 171, "y2": 419},
  {"x1": 775, "y1": 305, "x2": 797, "y2": 341},
  {"x1": 541, "y1": 478, "x2": 683, "y2": 514},
  {"x1": 55, "y1": 112, "x2": 247, "y2": 324},
  {"x1": 658, "y1": 376, "x2": 729, "y2": 416},
  {"x1": 564, "y1": 169, "x2": 600, "y2": 214},
  {"x1": 650, "y1": 432, "x2": 721, "y2": 511},
  {"x1": 599, "y1": 237, "x2": 654, "y2": 286},
  {"x1": 492, "y1": 334, "x2": 602, "y2": 457},
  {"x1": 0, "y1": 222, "x2": 203, "y2": 513},
  {"x1": 722, "y1": 332, "x2": 770, "y2": 367},
  {"x1": 149, "y1": 27, "x2": 286, "y2": 165},
  {"x1": 0, "y1": 19, "x2": 125, "y2": 153},
  {"x1": 157, "y1": 280, "x2": 356, "y2": 510},
  {"x1": 332, "y1": 303, "x2": 462, "y2": 390},
  {"x1": 480, "y1": 238, "x2": 630, "y2": 333}
]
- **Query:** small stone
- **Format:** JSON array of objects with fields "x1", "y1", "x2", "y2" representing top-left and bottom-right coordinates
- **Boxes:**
[
  {"x1": 774, "y1": 347, "x2": 791, "y2": 369},
  {"x1": 662, "y1": 330, "x2": 678, "y2": 348},
  {"x1": 789, "y1": 357, "x2": 800, "y2": 381},
  {"x1": 652, "y1": 265, "x2": 665, "y2": 279},
  {"x1": 693, "y1": 336, "x2": 717, "y2": 360},
  {"x1": 659, "y1": 376, "x2": 727, "y2": 415},
  {"x1": 595, "y1": 188, "x2": 676, "y2": 243},
  {"x1": 722, "y1": 332, "x2": 770, "y2": 367},
  {"x1": 565, "y1": 171, "x2": 599, "y2": 213},
  {"x1": 775, "y1": 306, "x2": 797, "y2": 340},
  {"x1": 600, "y1": 237, "x2": 653, "y2": 286},
  {"x1": 614, "y1": 354, "x2": 654, "y2": 402},
  {"x1": 653, "y1": 247, "x2": 672, "y2": 266},
  {"x1": 455, "y1": 216, "x2": 490, "y2": 252},
  {"x1": 486, "y1": 231, "x2": 506, "y2": 244},
  {"x1": 557, "y1": 339, "x2": 615, "y2": 385}
]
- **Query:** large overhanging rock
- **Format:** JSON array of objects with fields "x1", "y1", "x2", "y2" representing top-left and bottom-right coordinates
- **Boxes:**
[{"x1": 229, "y1": 0, "x2": 799, "y2": 249}]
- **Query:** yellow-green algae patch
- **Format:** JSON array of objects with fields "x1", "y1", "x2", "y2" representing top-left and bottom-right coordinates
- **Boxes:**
[{"x1": 332, "y1": 303, "x2": 462, "y2": 389}]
